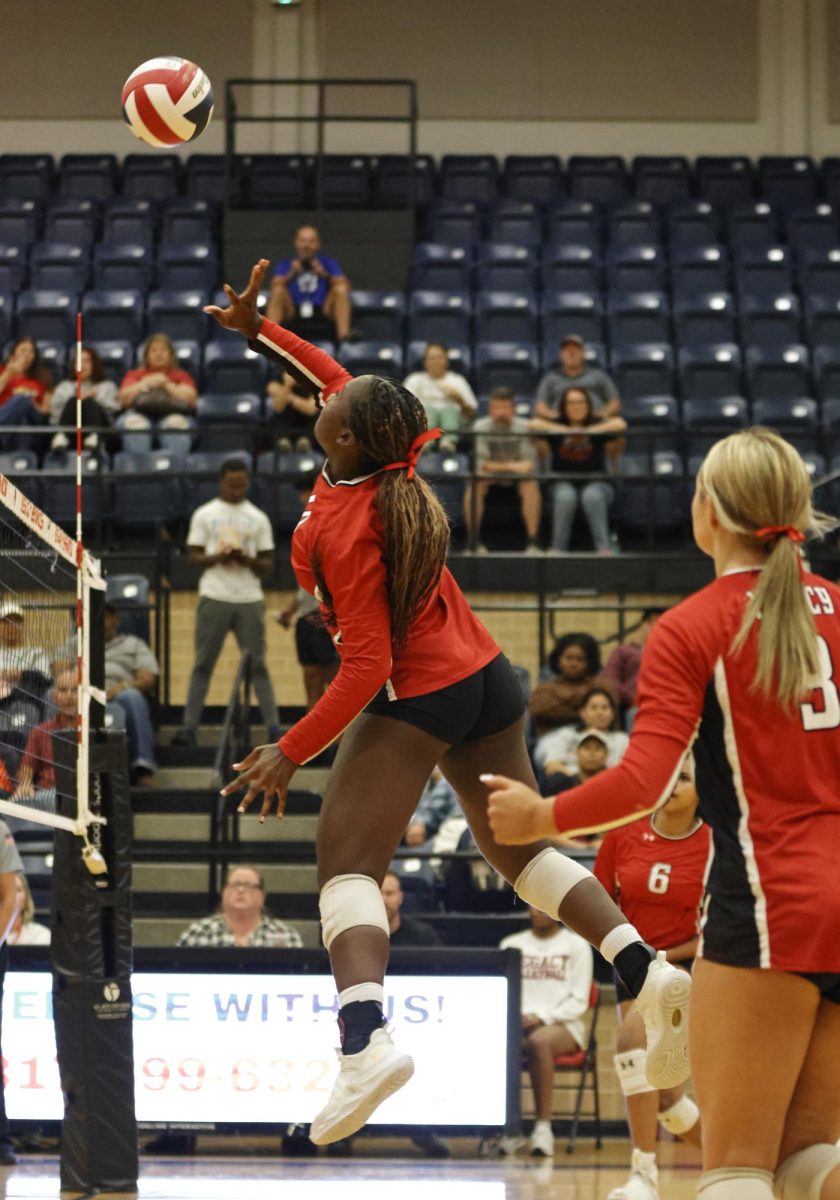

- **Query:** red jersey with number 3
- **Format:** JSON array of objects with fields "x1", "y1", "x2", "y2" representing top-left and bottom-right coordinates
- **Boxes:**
[
  {"x1": 551, "y1": 568, "x2": 840, "y2": 972},
  {"x1": 593, "y1": 818, "x2": 711, "y2": 952}
]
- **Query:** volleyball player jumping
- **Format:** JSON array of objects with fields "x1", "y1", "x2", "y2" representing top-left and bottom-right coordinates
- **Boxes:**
[
  {"x1": 486, "y1": 428, "x2": 840, "y2": 1200},
  {"x1": 207, "y1": 261, "x2": 691, "y2": 1146}
]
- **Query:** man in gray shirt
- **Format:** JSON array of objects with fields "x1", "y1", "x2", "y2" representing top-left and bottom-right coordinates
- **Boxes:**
[
  {"x1": 464, "y1": 387, "x2": 541, "y2": 553},
  {"x1": 535, "y1": 334, "x2": 621, "y2": 419},
  {"x1": 104, "y1": 603, "x2": 158, "y2": 785}
]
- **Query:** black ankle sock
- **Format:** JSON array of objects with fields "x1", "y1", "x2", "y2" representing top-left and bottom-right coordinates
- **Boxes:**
[
  {"x1": 614, "y1": 942, "x2": 655, "y2": 998},
  {"x1": 338, "y1": 1000, "x2": 385, "y2": 1055}
]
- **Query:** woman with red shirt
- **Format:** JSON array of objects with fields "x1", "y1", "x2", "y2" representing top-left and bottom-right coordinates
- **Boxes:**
[
  {"x1": 595, "y1": 757, "x2": 708, "y2": 1200},
  {"x1": 486, "y1": 428, "x2": 840, "y2": 1200},
  {"x1": 116, "y1": 331, "x2": 197, "y2": 456},
  {"x1": 0, "y1": 336, "x2": 52, "y2": 450},
  {"x1": 207, "y1": 260, "x2": 692, "y2": 1148}
]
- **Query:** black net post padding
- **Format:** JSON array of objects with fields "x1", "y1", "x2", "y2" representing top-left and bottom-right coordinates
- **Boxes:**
[{"x1": 51, "y1": 728, "x2": 138, "y2": 1192}]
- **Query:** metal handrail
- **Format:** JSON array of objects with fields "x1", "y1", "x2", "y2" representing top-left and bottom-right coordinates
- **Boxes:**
[{"x1": 208, "y1": 650, "x2": 253, "y2": 902}]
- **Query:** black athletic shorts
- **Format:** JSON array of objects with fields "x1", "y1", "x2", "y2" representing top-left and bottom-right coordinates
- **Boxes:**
[
  {"x1": 613, "y1": 958, "x2": 694, "y2": 1005},
  {"x1": 295, "y1": 617, "x2": 338, "y2": 667},
  {"x1": 795, "y1": 972, "x2": 840, "y2": 1005},
  {"x1": 363, "y1": 652, "x2": 526, "y2": 746}
]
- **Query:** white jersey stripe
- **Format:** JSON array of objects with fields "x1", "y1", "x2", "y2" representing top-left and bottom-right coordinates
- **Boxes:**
[{"x1": 713, "y1": 657, "x2": 771, "y2": 967}]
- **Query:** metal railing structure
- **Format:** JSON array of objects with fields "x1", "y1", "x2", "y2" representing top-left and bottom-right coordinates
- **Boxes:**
[{"x1": 208, "y1": 650, "x2": 253, "y2": 900}]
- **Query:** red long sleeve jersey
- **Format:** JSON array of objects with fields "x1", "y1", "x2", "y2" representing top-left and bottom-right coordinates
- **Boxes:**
[
  {"x1": 593, "y1": 818, "x2": 711, "y2": 952},
  {"x1": 552, "y1": 569, "x2": 840, "y2": 971},
  {"x1": 253, "y1": 319, "x2": 500, "y2": 765}
]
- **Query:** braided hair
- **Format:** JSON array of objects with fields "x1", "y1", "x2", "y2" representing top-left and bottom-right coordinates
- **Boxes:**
[{"x1": 346, "y1": 376, "x2": 451, "y2": 651}]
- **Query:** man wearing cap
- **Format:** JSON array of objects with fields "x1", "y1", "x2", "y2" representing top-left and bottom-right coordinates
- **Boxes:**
[
  {"x1": 547, "y1": 728, "x2": 611, "y2": 794},
  {"x1": 534, "y1": 335, "x2": 621, "y2": 420},
  {"x1": 0, "y1": 603, "x2": 50, "y2": 706}
]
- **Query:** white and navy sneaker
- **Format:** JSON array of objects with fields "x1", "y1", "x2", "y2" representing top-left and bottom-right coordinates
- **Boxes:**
[
  {"x1": 635, "y1": 951, "x2": 691, "y2": 1089},
  {"x1": 309, "y1": 1027, "x2": 414, "y2": 1146},
  {"x1": 608, "y1": 1148, "x2": 660, "y2": 1199}
]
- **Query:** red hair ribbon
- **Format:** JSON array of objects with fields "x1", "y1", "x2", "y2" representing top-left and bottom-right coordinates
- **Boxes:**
[
  {"x1": 382, "y1": 428, "x2": 442, "y2": 480},
  {"x1": 755, "y1": 525, "x2": 805, "y2": 544}
]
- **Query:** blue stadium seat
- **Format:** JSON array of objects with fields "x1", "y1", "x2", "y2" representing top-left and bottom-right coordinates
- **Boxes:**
[
  {"x1": 123, "y1": 154, "x2": 181, "y2": 202},
  {"x1": 752, "y1": 397, "x2": 819, "y2": 451},
  {"x1": 88, "y1": 340, "x2": 134, "y2": 383},
  {"x1": 615, "y1": 451, "x2": 687, "y2": 531},
  {"x1": 170, "y1": 339, "x2": 202, "y2": 383},
  {"x1": 185, "y1": 154, "x2": 228, "y2": 203},
  {"x1": 545, "y1": 199, "x2": 601, "y2": 247},
  {"x1": 666, "y1": 200, "x2": 720, "y2": 248},
  {"x1": 611, "y1": 344, "x2": 675, "y2": 401},
  {"x1": 821, "y1": 158, "x2": 840, "y2": 209},
  {"x1": 338, "y1": 341, "x2": 404, "y2": 377},
  {"x1": 102, "y1": 208, "x2": 154, "y2": 247},
  {"x1": 404, "y1": 341, "x2": 470, "y2": 375},
  {"x1": 683, "y1": 395, "x2": 749, "y2": 456},
  {"x1": 81, "y1": 289, "x2": 145, "y2": 343},
  {"x1": 111, "y1": 452, "x2": 184, "y2": 528},
  {"x1": 0, "y1": 201, "x2": 39, "y2": 247},
  {"x1": 157, "y1": 243, "x2": 218, "y2": 291},
  {"x1": 804, "y1": 294, "x2": 840, "y2": 350},
  {"x1": 758, "y1": 155, "x2": 816, "y2": 211},
  {"x1": 29, "y1": 242, "x2": 90, "y2": 292},
  {"x1": 670, "y1": 244, "x2": 730, "y2": 295},
  {"x1": 407, "y1": 290, "x2": 471, "y2": 345},
  {"x1": 256, "y1": 449, "x2": 324, "y2": 530},
  {"x1": 411, "y1": 243, "x2": 473, "y2": 292},
  {"x1": 695, "y1": 156, "x2": 755, "y2": 211},
  {"x1": 503, "y1": 155, "x2": 564, "y2": 204},
  {"x1": 727, "y1": 203, "x2": 779, "y2": 253},
  {"x1": 474, "y1": 292, "x2": 538, "y2": 344},
  {"x1": 105, "y1": 573, "x2": 151, "y2": 640},
  {"x1": 812, "y1": 345, "x2": 840, "y2": 404},
  {"x1": 318, "y1": 155, "x2": 372, "y2": 207},
  {"x1": 245, "y1": 154, "x2": 309, "y2": 207},
  {"x1": 351, "y1": 290, "x2": 406, "y2": 342},
  {"x1": 606, "y1": 199, "x2": 661, "y2": 249},
  {"x1": 38, "y1": 451, "x2": 107, "y2": 529},
  {"x1": 414, "y1": 451, "x2": 468, "y2": 525},
  {"x1": 146, "y1": 289, "x2": 209, "y2": 343},
  {"x1": 92, "y1": 241, "x2": 153, "y2": 291},
  {"x1": 474, "y1": 342, "x2": 538, "y2": 395},
  {"x1": 606, "y1": 290, "x2": 671, "y2": 348},
  {"x1": 619, "y1": 394, "x2": 681, "y2": 454},
  {"x1": 15, "y1": 289, "x2": 76, "y2": 342},
  {"x1": 196, "y1": 393, "x2": 262, "y2": 452},
  {"x1": 796, "y1": 247, "x2": 840, "y2": 302},
  {"x1": 439, "y1": 155, "x2": 499, "y2": 204},
  {"x1": 604, "y1": 244, "x2": 664, "y2": 291},
  {"x1": 733, "y1": 245, "x2": 794, "y2": 297},
  {"x1": 0, "y1": 245, "x2": 27, "y2": 294},
  {"x1": 476, "y1": 243, "x2": 537, "y2": 293},
  {"x1": 674, "y1": 291, "x2": 737, "y2": 345},
  {"x1": 426, "y1": 208, "x2": 481, "y2": 248},
  {"x1": 678, "y1": 344, "x2": 743, "y2": 400},
  {"x1": 202, "y1": 343, "x2": 266, "y2": 394},
  {"x1": 487, "y1": 212, "x2": 541, "y2": 247},
  {"x1": 372, "y1": 154, "x2": 436, "y2": 208},
  {"x1": 568, "y1": 155, "x2": 628, "y2": 204},
  {"x1": 632, "y1": 156, "x2": 691, "y2": 205},
  {"x1": 0, "y1": 155, "x2": 53, "y2": 202},
  {"x1": 746, "y1": 344, "x2": 811, "y2": 402},
  {"x1": 739, "y1": 291, "x2": 802, "y2": 348},
  {"x1": 44, "y1": 199, "x2": 98, "y2": 245},
  {"x1": 540, "y1": 291, "x2": 604, "y2": 346},
  {"x1": 785, "y1": 203, "x2": 839, "y2": 254},
  {"x1": 160, "y1": 198, "x2": 216, "y2": 245},
  {"x1": 540, "y1": 243, "x2": 601, "y2": 293},
  {"x1": 58, "y1": 154, "x2": 118, "y2": 201}
]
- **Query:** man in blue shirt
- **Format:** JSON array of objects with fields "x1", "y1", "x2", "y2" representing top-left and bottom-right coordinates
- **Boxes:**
[{"x1": 267, "y1": 224, "x2": 352, "y2": 342}]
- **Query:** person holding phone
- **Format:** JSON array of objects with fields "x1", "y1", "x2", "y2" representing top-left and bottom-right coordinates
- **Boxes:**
[{"x1": 268, "y1": 224, "x2": 352, "y2": 343}]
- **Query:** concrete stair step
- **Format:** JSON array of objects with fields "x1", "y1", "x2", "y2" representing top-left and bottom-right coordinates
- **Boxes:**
[
  {"x1": 139, "y1": 765, "x2": 330, "y2": 793},
  {"x1": 133, "y1": 863, "x2": 318, "y2": 892},
  {"x1": 133, "y1": 813, "x2": 318, "y2": 842},
  {"x1": 132, "y1": 916, "x2": 321, "y2": 948}
]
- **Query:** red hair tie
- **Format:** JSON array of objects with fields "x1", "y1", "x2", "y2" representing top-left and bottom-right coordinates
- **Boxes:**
[
  {"x1": 382, "y1": 428, "x2": 442, "y2": 480},
  {"x1": 755, "y1": 525, "x2": 805, "y2": 545}
]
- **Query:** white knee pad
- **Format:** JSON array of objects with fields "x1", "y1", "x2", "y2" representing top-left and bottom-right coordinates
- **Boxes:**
[
  {"x1": 698, "y1": 1168, "x2": 774, "y2": 1197},
  {"x1": 514, "y1": 847, "x2": 591, "y2": 919},
  {"x1": 658, "y1": 1094, "x2": 699, "y2": 1135},
  {"x1": 774, "y1": 1144, "x2": 840, "y2": 1200},
  {"x1": 614, "y1": 1049, "x2": 655, "y2": 1096},
  {"x1": 319, "y1": 874, "x2": 389, "y2": 951}
]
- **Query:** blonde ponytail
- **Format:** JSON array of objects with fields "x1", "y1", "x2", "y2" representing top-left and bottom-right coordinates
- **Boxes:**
[{"x1": 696, "y1": 428, "x2": 834, "y2": 708}]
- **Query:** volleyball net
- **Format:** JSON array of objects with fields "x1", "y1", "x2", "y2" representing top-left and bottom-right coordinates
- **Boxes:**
[{"x1": 0, "y1": 471, "x2": 105, "y2": 845}]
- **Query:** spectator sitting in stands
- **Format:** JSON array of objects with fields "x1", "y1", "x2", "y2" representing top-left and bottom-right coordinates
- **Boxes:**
[
  {"x1": 534, "y1": 686, "x2": 628, "y2": 780},
  {"x1": 545, "y1": 727, "x2": 611, "y2": 794},
  {"x1": 380, "y1": 870, "x2": 441, "y2": 947},
  {"x1": 603, "y1": 607, "x2": 667, "y2": 728},
  {"x1": 535, "y1": 333, "x2": 621, "y2": 419},
  {"x1": 464, "y1": 386, "x2": 541, "y2": 555},
  {"x1": 498, "y1": 906, "x2": 593, "y2": 1159},
  {"x1": 116, "y1": 332, "x2": 197, "y2": 456},
  {"x1": 529, "y1": 632, "x2": 617, "y2": 738},
  {"x1": 0, "y1": 337, "x2": 52, "y2": 452},
  {"x1": 403, "y1": 343, "x2": 477, "y2": 453},
  {"x1": 177, "y1": 863, "x2": 303, "y2": 947},
  {"x1": 9, "y1": 668, "x2": 77, "y2": 831},
  {"x1": 531, "y1": 385, "x2": 626, "y2": 555},
  {"x1": 172, "y1": 458, "x2": 279, "y2": 748},
  {"x1": 50, "y1": 346, "x2": 118, "y2": 454},
  {"x1": 103, "y1": 602, "x2": 158, "y2": 786},
  {"x1": 404, "y1": 769, "x2": 459, "y2": 848},
  {"x1": 267, "y1": 224, "x2": 352, "y2": 343},
  {"x1": 0, "y1": 602, "x2": 50, "y2": 704},
  {"x1": 265, "y1": 372, "x2": 319, "y2": 455},
  {"x1": 8, "y1": 874, "x2": 49, "y2": 946}
]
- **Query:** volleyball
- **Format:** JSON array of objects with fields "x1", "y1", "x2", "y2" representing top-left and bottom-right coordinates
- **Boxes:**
[{"x1": 121, "y1": 56, "x2": 214, "y2": 147}]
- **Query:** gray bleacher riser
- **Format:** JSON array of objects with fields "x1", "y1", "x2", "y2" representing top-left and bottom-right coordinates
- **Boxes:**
[
  {"x1": 132, "y1": 863, "x2": 318, "y2": 893},
  {"x1": 132, "y1": 917, "x2": 322, "y2": 949},
  {"x1": 133, "y1": 814, "x2": 319, "y2": 842}
]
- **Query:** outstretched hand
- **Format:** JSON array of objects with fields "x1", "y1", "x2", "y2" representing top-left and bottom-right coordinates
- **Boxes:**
[
  {"x1": 220, "y1": 742, "x2": 298, "y2": 823},
  {"x1": 203, "y1": 258, "x2": 269, "y2": 339},
  {"x1": 481, "y1": 773, "x2": 558, "y2": 845}
]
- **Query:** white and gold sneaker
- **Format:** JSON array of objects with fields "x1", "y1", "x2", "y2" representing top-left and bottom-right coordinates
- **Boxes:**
[
  {"x1": 635, "y1": 951, "x2": 691, "y2": 1089},
  {"x1": 309, "y1": 1027, "x2": 414, "y2": 1146}
]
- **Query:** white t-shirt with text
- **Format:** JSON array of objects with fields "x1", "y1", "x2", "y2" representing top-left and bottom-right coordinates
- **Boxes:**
[
  {"x1": 187, "y1": 498, "x2": 274, "y2": 604},
  {"x1": 499, "y1": 925, "x2": 593, "y2": 1048}
]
